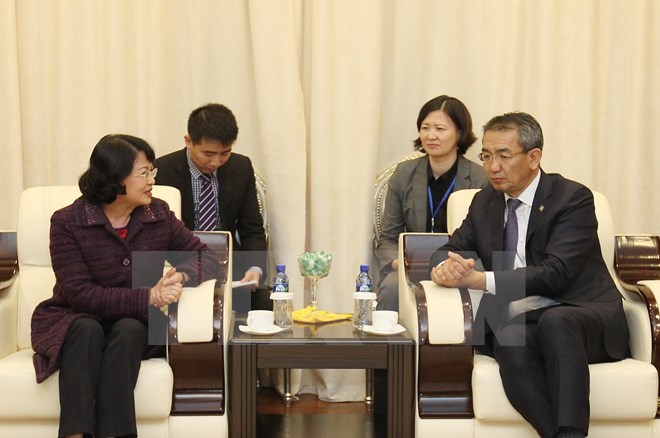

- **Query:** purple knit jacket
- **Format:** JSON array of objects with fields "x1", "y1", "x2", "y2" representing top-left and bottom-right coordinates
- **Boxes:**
[{"x1": 31, "y1": 197, "x2": 219, "y2": 383}]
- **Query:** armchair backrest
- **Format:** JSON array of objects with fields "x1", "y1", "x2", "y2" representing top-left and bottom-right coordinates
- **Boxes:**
[
  {"x1": 16, "y1": 185, "x2": 182, "y2": 350},
  {"x1": 446, "y1": 189, "x2": 481, "y2": 235}
]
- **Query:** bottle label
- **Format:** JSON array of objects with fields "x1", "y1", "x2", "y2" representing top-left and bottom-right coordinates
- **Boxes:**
[
  {"x1": 274, "y1": 283, "x2": 289, "y2": 292},
  {"x1": 357, "y1": 283, "x2": 372, "y2": 292}
]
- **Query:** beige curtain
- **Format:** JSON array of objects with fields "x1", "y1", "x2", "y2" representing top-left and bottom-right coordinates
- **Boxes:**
[{"x1": 2, "y1": 0, "x2": 658, "y2": 400}]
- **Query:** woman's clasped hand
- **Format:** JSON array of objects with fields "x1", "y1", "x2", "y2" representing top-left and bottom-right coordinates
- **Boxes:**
[{"x1": 150, "y1": 268, "x2": 186, "y2": 307}]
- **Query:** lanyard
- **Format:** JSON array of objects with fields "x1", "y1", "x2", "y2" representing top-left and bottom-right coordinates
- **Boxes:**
[{"x1": 428, "y1": 176, "x2": 457, "y2": 232}]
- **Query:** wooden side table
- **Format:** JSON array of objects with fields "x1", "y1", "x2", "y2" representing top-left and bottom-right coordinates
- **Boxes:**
[{"x1": 228, "y1": 318, "x2": 415, "y2": 437}]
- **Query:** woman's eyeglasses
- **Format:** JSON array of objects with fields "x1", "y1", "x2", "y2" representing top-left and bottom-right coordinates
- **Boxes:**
[{"x1": 136, "y1": 168, "x2": 158, "y2": 180}]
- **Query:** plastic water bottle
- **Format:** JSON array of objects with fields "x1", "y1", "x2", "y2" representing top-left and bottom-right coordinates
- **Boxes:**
[
  {"x1": 273, "y1": 264, "x2": 289, "y2": 292},
  {"x1": 353, "y1": 291, "x2": 376, "y2": 330},
  {"x1": 355, "y1": 264, "x2": 373, "y2": 292},
  {"x1": 271, "y1": 264, "x2": 293, "y2": 329}
]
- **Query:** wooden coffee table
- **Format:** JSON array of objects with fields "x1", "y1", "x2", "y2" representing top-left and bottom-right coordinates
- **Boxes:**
[{"x1": 228, "y1": 317, "x2": 415, "y2": 437}]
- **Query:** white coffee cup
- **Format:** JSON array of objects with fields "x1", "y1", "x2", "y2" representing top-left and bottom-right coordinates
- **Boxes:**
[
  {"x1": 247, "y1": 310, "x2": 274, "y2": 331},
  {"x1": 372, "y1": 310, "x2": 398, "y2": 332}
]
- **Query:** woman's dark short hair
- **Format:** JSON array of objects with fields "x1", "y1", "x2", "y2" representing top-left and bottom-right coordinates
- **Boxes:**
[
  {"x1": 78, "y1": 134, "x2": 155, "y2": 204},
  {"x1": 482, "y1": 112, "x2": 544, "y2": 152},
  {"x1": 188, "y1": 103, "x2": 239, "y2": 146},
  {"x1": 413, "y1": 95, "x2": 477, "y2": 155}
]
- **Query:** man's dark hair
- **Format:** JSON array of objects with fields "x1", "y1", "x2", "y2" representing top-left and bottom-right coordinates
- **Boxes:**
[
  {"x1": 188, "y1": 103, "x2": 239, "y2": 146},
  {"x1": 483, "y1": 112, "x2": 544, "y2": 151}
]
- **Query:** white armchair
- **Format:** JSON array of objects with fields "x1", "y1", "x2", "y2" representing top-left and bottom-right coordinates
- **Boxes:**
[
  {"x1": 0, "y1": 186, "x2": 232, "y2": 437},
  {"x1": 399, "y1": 189, "x2": 660, "y2": 437}
]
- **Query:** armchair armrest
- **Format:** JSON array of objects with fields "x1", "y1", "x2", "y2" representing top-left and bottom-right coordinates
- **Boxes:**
[
  {"x1": 414, "y1": 282, "x2": 475, "y2": 418},
  {"x1": 175, "y1": 279, "x2": 217, "y2": 343},
  {"x1": 400, "y1": 233, "x2": 474, "y2": 419},
  {"x1": 0, "y1": 232, "x2": 18, "y2": 360},
  {"x1": 402, "y1": 232, "x2": 449, "y2": 284},
  {"x1": 168, "y1": 231, "x2": 231, "y2": 415},
  {"x1": 614, "y1": 234, "x2": 660, "y2": 286},
  {"x1": 637, "y1": 280, "x2": 660, "y2": 415},
  {"x1": 614, "y1": 234, "x2": 660, "y2": 361},
  {"x1": 0, "y1": 231, "x2": 17, "y2": 287},
  {"x1": 615, "y1": 234, "x2": 660, "y2": 410}
]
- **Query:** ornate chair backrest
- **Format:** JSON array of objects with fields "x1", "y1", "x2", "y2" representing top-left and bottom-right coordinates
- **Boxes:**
[
  {"x1": 254, "y1": 172, "x2": 269, "y2": 245},
  {"x1": 372, "y1": 151, "x2": 424, "y2": 248}
]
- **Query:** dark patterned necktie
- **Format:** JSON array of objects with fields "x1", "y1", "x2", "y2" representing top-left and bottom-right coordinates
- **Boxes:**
[
  {"x1": 503, "y1": 198, "x2": 522, "y2": 269},
  {"x1": 197, "y1": 173, "x2": 217, "y2": 231}
]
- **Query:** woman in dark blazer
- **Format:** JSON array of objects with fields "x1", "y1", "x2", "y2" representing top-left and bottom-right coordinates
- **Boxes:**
[
  {"x1": 31, "y1": 134, "x2": 218, "y2": 438},
  {"x1": 375, "y1": 95, "x2": 489, "y2": 311}
]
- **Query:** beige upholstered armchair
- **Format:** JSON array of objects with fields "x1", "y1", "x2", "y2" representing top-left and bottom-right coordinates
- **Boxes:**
[
  {"x1": 0, "y1": 186, "x2": 232, "y2": 437},
  {"x1": 398, "y1": 189, "x2": 660, "y2": 437}
]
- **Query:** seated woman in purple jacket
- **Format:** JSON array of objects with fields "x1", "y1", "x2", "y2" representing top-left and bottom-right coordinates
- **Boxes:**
[{"x1": 30, "y1": 134, "x2": 219, "y2": 438}]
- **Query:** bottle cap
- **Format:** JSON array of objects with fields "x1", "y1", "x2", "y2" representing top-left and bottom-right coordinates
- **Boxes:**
[
  {"x1": 360, "y1": 264, "x2": 369, "y2": 271},
  {"x1": 276, "y1": 264, "x2": 286, "y2": 271}
]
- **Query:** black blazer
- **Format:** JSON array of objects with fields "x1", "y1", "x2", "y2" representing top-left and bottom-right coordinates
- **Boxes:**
[
  {"x1": 155, "y1": 148, "x2": 267, "y2": 276},
  {"x1": 430, "y1": 171, "x2": 629, "y2": 359}
]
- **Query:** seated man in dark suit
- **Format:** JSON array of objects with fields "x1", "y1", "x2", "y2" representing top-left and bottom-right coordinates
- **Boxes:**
[
  {"x1": 429, "y1": 112, "x2": 629, "y2": 438},
  {"x1": 155, "y1": 103, "x2": 270, "y2": 311}
]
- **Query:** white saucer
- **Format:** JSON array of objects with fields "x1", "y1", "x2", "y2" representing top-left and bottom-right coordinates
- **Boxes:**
[
  {"x1": 239, "y1": 325, "x2": 285, "y2": 335},
  {"x1": 362, "y1": 324, "x2": 406, "y2": 336}
]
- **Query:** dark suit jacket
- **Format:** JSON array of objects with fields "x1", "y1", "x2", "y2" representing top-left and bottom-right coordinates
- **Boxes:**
[
  {"x1": 155, "y1": 148, "x2": 267, "y2": 278},
  {"x1": 430, "y1": 171, "x2": 629, "y2": 359}
]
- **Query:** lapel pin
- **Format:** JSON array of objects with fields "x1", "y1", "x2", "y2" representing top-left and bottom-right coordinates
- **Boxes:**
[{"x1": 539, "y1": 205, "x2": 545, "y2": 212}]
